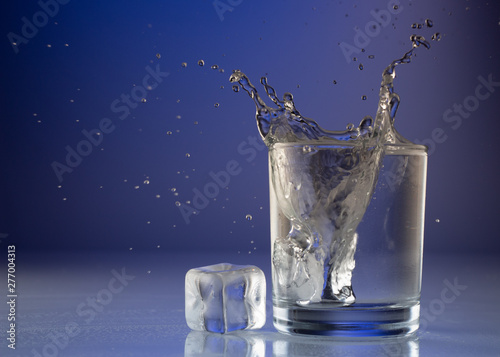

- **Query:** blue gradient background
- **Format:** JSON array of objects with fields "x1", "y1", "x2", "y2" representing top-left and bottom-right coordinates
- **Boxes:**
[{"x1": 1, "y1": 0, "x2": 500, "y2": 256}]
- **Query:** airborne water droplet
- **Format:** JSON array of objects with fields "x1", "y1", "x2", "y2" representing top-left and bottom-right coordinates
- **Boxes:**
[
  {"x1": 431, "y1": 32, "x2": 442, "y2": 41},
  {"x1": 333, "y1": 80, "x2": 337, "y2": 84},
  {"x1": 358, "y1": 64, "x2": 364, "y2": 70},
  {"x1": 368, "y1": 55, "x2": 375, "y2": 59},
  {"x1": 362, "y1": 95, "x2": 367, "y2": 100},
  {"x1": 181, "y1": 62, "x2": 187, "y2": 67},
  {"x1": 232, "y1": 85, "x2": 240, "y2": 92},
  {"x1": 144, "y1": 180, "x2": 150, "y2": 184},
  {"x1": 156, "y1": 53, "x2": 161, "y2": 59},
  {"x1": 166, "y1": 131, "x2": 172, "y2": 135},
  {"x1": 425, "y1": 19, "x2": 433, "y2": 28},
  {"x1": 185, "y1": 153, "x2": 191, "y2": 158},
  {"x1": 141, "y1": 98, "x2": 147, "y2": 103},
  {"x1": 175, "y1": 201, "x2": 181, "y2": 207},
  {"x1": 246, "y1": 214, "x2": 253, "y2": 221},
  {"x1": 198, "y1": 60, "x2": 205, "y2": 66},
  {"x1": 211, "y1": 64, "x2": 219, "y2": 70},
  {"x1": 214, "y1": 102, "x2": 220, "y2": 108}
]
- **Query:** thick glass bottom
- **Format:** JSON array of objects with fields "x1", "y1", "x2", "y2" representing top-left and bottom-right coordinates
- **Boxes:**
[{"x1": 273, "y1": 302, "x2": 420, "y2": 338}]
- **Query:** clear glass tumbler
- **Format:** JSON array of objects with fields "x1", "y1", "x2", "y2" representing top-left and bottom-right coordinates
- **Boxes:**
[{"x1": 269, "y1": 141, "x2": 427, "y2": 337}]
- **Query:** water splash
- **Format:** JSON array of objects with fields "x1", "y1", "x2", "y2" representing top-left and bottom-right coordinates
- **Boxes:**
[{"x1": 230, "y1": 34, "x2": 431, "y2": 305}]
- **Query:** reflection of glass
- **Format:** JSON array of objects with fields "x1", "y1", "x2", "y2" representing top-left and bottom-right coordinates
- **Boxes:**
[
  {"x1": 184, "y1": 330, "x2": 266, "y2": 357},
  {"x1": 272, "y1": 333, "x2": 419, "y2": 357},
  {"x1": 270, "y1": 143, "x2": 427, "y2": 336}
]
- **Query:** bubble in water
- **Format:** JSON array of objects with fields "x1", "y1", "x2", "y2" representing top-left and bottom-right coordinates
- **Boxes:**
[
  {"x1": 198, "y1": 59, "x2": 205, "y2": 66},
  {"x1": 302, "y1": 145, "x2": 313, "y2": 153},
  {"x1": 175, "y1": 201, "x2": 181, "y2": 207},
  {"x1": 214, "y1": 102, "x2": 220, "y2": 108},
  {"x1": 232, "y1": 85, "x2": 240, "y2": 92},
  {"x1": 181, "y1": 62, "x2": 187, "y2": 67},
  {"x1": 358, "y1": 64, "x2": 364, "y2": 70},
  {"x1": 425, "y1": 19, "x2": 433, "y2": 28},
  {"x1": 156, "y1": 53, "x2": 161, "y2": 59},
  {"x1": 211, "y1": 64, "x2": 219, "y2": 70},
  {"x1": 246, "y1": 214, "x2": 253, "y2": 221},
  {"x1": 431, "y1": 32, "x2": 442, "y2": 41}
]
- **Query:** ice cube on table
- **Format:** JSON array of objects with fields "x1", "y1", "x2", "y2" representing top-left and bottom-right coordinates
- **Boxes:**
[{"x1": 185, "y1": 263, "x2": 266, "y2": 333}]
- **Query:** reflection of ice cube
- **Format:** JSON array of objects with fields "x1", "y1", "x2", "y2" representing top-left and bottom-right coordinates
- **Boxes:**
[
  {"x1": 184, "y1": 331, "x2": 266, "y2": 357},
  {"x1": 185, "y1": 263, "x2": 266, "y2": 333}
]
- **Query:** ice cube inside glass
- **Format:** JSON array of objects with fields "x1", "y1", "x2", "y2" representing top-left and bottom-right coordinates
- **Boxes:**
[{"x1": 185, "y1": 263, "x2": 266, "y2": 333}]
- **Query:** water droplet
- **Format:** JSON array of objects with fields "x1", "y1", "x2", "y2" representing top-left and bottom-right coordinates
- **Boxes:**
[
  {"x1": 220, "y1": 85, "x2": 224, "y2": 89},
  {"x1": 358, "y1": 64, "x2": 364, "y2": 70},
  {"x1": 156, "y1": 194, "x2": 161, "y2": 198},
  {"x1": 435, "y1": 219, "x2": 440, "y2": 223},
  {"x1": 157, "y1": 245, "x2": 161, "y2": 248},
  {"x1": 156, "y1": 53, "x2": 161, "y2": 59},
  {"x1": 411, "y1": 23, "x2": 418, "y2": 29},
  {"x1": 181, "y1": 62, "x2": 187, "y2": 67},
  {"x1": 176, "y1": 115, "x2": 181, "y2": 119},
  {"x1": 353, "y1": 57, "x2": 357, "y2": 61},
  {"x1": 246, "y1": 214, "x2": 253, "y2": 221},
  {"x1": 219, "y1": 68, "x2": 224, "y2": 73},
  {"x1": 185, "y1": 153, "x2": 191, "y2": 158},
  {"x1": 425, "y1": 19, "x2": 433, "y2": 28},
  {"x1": 214, "y1": 102, "x2": 220, "y2": 108},
  {"x1": 232, "y1": 85, "x2": 240, "y2": 92},
  {"x1": 362, "y1": 95, "x2": 367, "y2": 100},
  {"x1": 147, "y1": 270, "x2": 151, "y2": 274},
  {"x1": 368, "y1": 55, "x2": 375, "y2": 59},
  {"x1": 431, "y1": 32, "x2": 441, "y2": 41},
  {"x1": 346, "y1": 123, "x2": 355, "y2": 131},
  {"x1": 333, "y1": 80, "x2": 337, "y2": 84},
  {"x1": 166, "y1": 131, "x2": 172, "y2": 135},
  {"x1": 211, "y1": 64, "x2": 219, "y2": 70},
  {"x1": 393, "y1": 4, "x2": 399, "y2": 10},
  {"x1": 143, "y1": 180, "x2": 150, "y2": 184},
  {"x1": 198, "y1": 59, "x2": 205, "y2": 66},
  {"x1": 134, "y1": 186, "x2": 140, "y2": 189},
  {"x1": 129, "y1": 247, "x2": 133, "y2": 251},
  {"x1": 175, "y1": 201, "x2": 181, "y2": 207},
  {"x1": 171, "y1": 188, "x2": 176, "y2": 192},
  {"x1": 194, "y1": 121, "x2": 198, "y2": 125},
  {"x1": 141, "y1": 98, "x2": 147, "y2": 103}
]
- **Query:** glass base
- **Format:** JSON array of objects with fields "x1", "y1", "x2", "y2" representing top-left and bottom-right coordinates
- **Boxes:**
[{"x1": 273, "y1": 302, "x2": 420, "y2": 338}]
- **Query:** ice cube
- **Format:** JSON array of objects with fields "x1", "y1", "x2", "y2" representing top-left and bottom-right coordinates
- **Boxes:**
[{"x1": 185, "y1": 263, "x2": 266, "y2": 333}]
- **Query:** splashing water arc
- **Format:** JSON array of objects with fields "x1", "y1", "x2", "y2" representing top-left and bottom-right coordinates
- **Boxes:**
[{"x1": 229, "y1": 35, "x2": 431, "y2": 305}]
